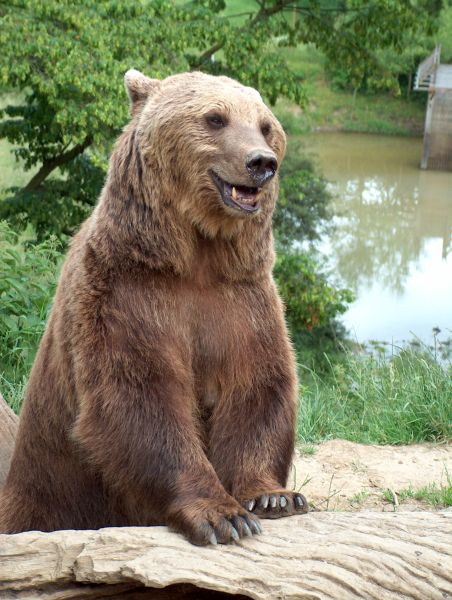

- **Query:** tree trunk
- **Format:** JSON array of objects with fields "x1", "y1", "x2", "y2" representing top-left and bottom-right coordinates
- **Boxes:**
[
  {"x1": 0, "y1": 512, "x2": 450, "y2": 599},
  {"x1": 0, "y1": 393, "x2": 19, "y2": 488}
]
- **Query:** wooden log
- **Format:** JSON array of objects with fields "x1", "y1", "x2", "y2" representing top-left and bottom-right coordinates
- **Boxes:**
[
  {"x1": 0, "y1": 393, "x2": 19, "y2": 488},
  {"x1": 1, "y1": 512, "x2": 451, "y2": 599}
]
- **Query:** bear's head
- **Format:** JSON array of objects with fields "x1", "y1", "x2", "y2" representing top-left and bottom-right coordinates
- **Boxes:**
[{"x1": 124, "y1": 70, "x2": 286, "y2": 238}]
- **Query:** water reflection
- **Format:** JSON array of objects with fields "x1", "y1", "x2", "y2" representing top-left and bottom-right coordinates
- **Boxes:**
[{"x1": 299, "y1": 133, "x2": 452, "y2": 342}]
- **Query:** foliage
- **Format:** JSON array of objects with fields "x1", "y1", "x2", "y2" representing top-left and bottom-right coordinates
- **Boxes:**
[
  {"x1": 274, "y1": 250, "x2": 353, "y2": 338},
  {"x1": 0, "y1": 155, "x2": 105, "y2": 240},
  {"x1": 438, "y1": 4, "x2": 452, "y2": 62},
  {"x1": 324, "y1": 2, "x2": 451, "y2": 96},
  {"x1": 0, "y1": 221, "x2": 62, "y2": 387},
  {"x1": 272, "y1": 145, "x2": 353, "y2": 354},
  {"x1": 325, "y1": 26, "x2": 435, "y2": 96},
  {"x1": 283, "y1": 0, "x2": 439, "y2": 93},
  {"x1": 274, "y1": 142, "x2": 331, "y2": 247},
  {"x1": 297, "y1": 347, "x2": 452, "y2": 444},
  {"x1": 0, "y1": 0, "x2": 439, "y2": 237}
]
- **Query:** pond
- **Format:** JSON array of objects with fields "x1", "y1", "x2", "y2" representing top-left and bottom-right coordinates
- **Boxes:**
[{"x1": 299, "y1": 132, "x2": 452, "y2": 347}]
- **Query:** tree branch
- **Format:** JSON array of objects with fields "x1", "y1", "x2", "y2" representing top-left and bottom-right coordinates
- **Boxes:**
[
  {"x1": 22, "y1": 136, "x2": 92, "y2": 193},
  {"x1": 191, "y1": 0, "x2": 294, "y2": 68}
]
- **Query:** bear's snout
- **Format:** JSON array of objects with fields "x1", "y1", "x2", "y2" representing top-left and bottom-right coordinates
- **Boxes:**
[{"x1": 246, "y1": 149, "x2": 278, "y2": 187}]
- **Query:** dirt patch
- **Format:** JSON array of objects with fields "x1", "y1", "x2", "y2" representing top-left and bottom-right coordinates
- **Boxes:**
[{"x1": 289, "y1": 439, "x2": 451, "y2": 511}]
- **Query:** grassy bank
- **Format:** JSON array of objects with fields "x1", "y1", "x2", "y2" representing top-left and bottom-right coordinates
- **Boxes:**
[
  {"x1": 297, "y1": 348, "x2": 452, "y2": 445},
  {"x1": 274, "y1": 44, "x2": 425, "y2": 137}
]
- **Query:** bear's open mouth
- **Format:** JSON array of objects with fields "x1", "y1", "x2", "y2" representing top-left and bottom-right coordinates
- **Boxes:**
[{"x1": 210, "y1": 171, "x2": 260, "y2": 214}]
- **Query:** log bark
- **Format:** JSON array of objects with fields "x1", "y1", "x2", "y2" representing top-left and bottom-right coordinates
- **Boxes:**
[
  {"x1": 1, "y1": 512, "x2": 451, "y2": 599},
  {"x1": 0, "y1": 393, "x2": 19, "y2": 488}
]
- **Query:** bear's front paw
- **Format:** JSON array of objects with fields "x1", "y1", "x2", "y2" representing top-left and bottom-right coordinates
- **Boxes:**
[
  {"x1": 241, "y1": 491, "x2": 308, "y2": 519},
  {"x1": 168, "y1": 497, "x2": 262, "y2": 546}
]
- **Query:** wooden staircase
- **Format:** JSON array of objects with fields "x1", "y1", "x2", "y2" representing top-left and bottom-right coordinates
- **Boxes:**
[{"x1": 414, "y1": 46, "x2": 452, "y2": 171}]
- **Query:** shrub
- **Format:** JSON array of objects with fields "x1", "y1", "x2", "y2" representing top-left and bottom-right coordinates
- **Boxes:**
[
  {"x1": 274, "y1": 142, "x2": 332, "y2": 247},
  {"x1": 0, "y1": 221, "x2": 62, "y2": 391},
  {"x1": 274, "y1": 250, "x2": 353, "y2": 342}
]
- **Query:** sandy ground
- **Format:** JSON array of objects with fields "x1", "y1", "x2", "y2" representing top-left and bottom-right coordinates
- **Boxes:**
[{"x1": 289, "y1": 439, "x2": 452, "y2": 511}]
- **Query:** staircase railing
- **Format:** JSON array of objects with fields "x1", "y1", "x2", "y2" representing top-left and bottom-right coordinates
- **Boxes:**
[{"x1": 414, "y1": 45, "x2": 441, "y2": 91}]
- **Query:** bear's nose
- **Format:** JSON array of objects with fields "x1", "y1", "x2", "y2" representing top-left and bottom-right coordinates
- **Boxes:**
[{"x1": 246, "y1": 150, "x2": 278, "y2": 186}]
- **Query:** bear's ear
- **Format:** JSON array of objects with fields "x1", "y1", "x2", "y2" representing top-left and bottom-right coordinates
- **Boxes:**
[{"x1": 124, "y1": 69, "x2": 160, "y2": 116}]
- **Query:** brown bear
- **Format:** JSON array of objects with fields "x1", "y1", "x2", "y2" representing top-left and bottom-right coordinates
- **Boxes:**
[{"x1": 0, "y1": 70, "x2": 308, "y2": 545}]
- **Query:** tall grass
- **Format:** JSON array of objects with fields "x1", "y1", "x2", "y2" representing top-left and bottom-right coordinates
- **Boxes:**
[{"x1": 297, "y1": 348, "x2": 452, "y2": 445}]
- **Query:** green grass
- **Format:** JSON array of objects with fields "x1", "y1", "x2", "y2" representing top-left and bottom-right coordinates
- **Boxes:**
[
  {"x1": 382, "y1": 474, "x2": 452, "y2": 508},
  {"x1": 0, "y1": 375, "x2": 26, "y2": 415},
  {"x1": 297, "y1": 348, "x2": 452, "y2": 445},
  {"x1": 298, "y1": 445, "x2": 317, "y2": 456},
  {"x1": 349, "y1": 491, "x2": 370, "y2": 507}
]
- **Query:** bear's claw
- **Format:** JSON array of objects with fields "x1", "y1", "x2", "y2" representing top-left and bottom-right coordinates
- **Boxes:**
[
  {"x1": 210, "y1": 514, "x2": 260, "y2": 545},
  {"x1": 245, "y1": 499, "x2": 256, "y2": 512},
  {"x1": 242, "y1": 491, "x2": 308, "y2": 518},
  {"x1": 260, "y1": 494, "x2": 269, "y2": 509},
  {"x1": 171, "y1": 496, "x2": 262, "y2": 546}
]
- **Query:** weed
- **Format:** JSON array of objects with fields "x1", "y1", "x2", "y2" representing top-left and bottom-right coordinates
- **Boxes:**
[
  {"x1": 298, "y1": 445, "x2": 317, "y2": 456},
  {"x1": 382, "y1": 488, "x2": 399, "y2": 510},
  {"x1": 0, "y1": 374, "x2": 26, "y2": 414},
  {"x1": 350, "y1": 490, "x2": 370, "y2": 506},
  {"x1": 382, "y1": 472, "x2": 452, "y2": 509},
  {"x1": 382, "y1": 488, "x2": 394, "y2": 504},
  {"x1": 310, "y1": 473, "x2": 342, "y2": 511},
  {"x1": 412, "y1": 482, "x2": 452, "y2": 508}
]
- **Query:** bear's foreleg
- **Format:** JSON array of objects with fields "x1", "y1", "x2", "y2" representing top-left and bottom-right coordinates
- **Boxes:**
[
  {"x1": 208, "y1": 355, "x2": 309, "y2": 519},
  {"x1": 72, "y1": 354, "x2": 260, "y2": 545}
]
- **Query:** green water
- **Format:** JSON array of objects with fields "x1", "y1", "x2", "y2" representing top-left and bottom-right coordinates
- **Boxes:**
[{"x1": 299, "y1": 132, "x2": 452, "y2": 346}]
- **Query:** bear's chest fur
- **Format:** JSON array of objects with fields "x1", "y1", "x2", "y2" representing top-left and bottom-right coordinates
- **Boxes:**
[
  {"x1": 181, "y1": 275, "x2": 266, "y2": 379},
  {"x1": 120, "y1": 268, "x2": 270, "y2": 411}
]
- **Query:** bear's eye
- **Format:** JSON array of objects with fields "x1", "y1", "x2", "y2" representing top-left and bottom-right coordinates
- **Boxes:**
[
  {"x1": 261, "y1": 122, "x2": 272, "y2": 137},
  {"x1": 206, "y1": 113, "x2": 226, "y2": 129}
]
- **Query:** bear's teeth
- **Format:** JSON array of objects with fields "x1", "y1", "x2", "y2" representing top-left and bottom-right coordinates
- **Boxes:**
[{"x1": 232, "y1": 186, "x2": 237, "y2": 201}]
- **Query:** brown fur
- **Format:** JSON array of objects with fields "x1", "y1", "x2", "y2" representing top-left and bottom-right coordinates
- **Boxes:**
[{"x1": 0, "y1": 71, "x2": 306, "y2": 544}]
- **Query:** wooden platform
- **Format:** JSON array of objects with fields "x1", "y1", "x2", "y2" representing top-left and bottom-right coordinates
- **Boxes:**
[{"x1": 436, "y1": 64, "x2": 452, "y2": 90}]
